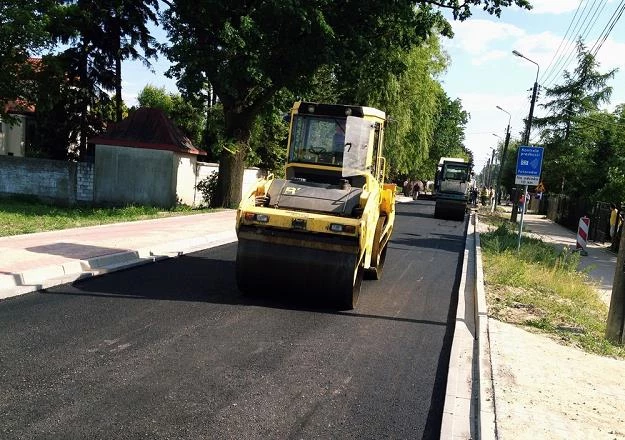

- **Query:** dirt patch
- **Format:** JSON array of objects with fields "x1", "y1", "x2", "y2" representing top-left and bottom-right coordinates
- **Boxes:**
[{"x1": 489, "y1": 319, "x2": 625, "y2": 440}]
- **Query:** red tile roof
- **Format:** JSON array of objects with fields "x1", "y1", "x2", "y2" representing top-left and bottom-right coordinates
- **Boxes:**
[
  {"x1": 4, "y1": 99, "x2": 35, "y2": 115},
  {"x1": 89, "y1": 108, "x2": 206, "y2": 156}
]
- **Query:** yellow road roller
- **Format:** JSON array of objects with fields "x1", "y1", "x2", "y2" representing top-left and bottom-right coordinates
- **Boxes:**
[{"x1": 235, "y1": 101, "x2": 396, "y2": 309}]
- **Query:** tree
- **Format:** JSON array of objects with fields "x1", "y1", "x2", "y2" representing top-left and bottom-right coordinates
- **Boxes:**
[
  {"x1": 342, "y1": 35, "x2": 450, "y2": 180},
  {"x1": 102, "y1": 0, "x2": 159, "y2": 122},
  {"x1": 534, "y1": 40, "x2": 616, "y2": 197},
  {"x1": 137, "y1": 84, "x2": 206, "y2": 146},
  {"x1": 0, "y1": 0, "x2": 53, "y2": 120},
  {"x1": 422, "y1": 92, "x2": 471, "y2": 180},
  {"x1": 49, "y1": 0, "x2": 159, "y2": 157},
  {"x1": 163, "y1": 0, "x2": 531, "y2": 208}
]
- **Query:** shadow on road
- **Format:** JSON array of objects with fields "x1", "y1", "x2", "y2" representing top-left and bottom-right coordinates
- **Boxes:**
[{"x1": 43, "y1": 245, "x2": 449, "y2": 328}]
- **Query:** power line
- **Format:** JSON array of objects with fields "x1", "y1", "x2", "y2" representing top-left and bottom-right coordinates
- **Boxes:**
[
  {"x1": 541, "y1": 0, "x2": 596, "y2": 86},
  {"x1": 542, "y1": 0, "x2": 613, "y2": 88},
  {"x1": 530, "y1": 0, "x2": 624, "y2": 141},
  {"x1": 589, "y1": 0, "x2": 625, "y2": 57},
  {"x1": 554, "y1": 0, "x2": 610, "y2": 77},
  {"x1": 551, "y1": 0, "x2": 618, "y2": 82},
  {"x1": 539, "y1": 0, "x2": 585, "y2": 84}
]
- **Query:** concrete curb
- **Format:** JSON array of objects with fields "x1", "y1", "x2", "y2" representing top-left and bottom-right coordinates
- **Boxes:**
[
  {"x1": 440, "y1": 211, "x2": 477, "y2": 439},
  {"x1": 0, "y1": 231, "x2": 237, "y2": 301},
  {"x1": 475, "y1": 214, "x2": 497, "y2": 440}
]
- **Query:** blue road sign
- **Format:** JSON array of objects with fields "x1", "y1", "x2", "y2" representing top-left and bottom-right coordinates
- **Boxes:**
[{"x1": 515, "y1": 145, "x2": 544, "y2": 186}]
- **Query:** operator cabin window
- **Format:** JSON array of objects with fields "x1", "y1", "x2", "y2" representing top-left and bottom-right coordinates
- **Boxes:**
[
  {"x1": 290, "y1": 115, "x2": 346, "y2": 166},
  {"x1": 444, "y1": 167, "x2": 466, "y2": 180}
]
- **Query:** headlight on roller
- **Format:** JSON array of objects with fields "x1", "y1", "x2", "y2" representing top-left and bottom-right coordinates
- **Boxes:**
[
  {"x1": 243, "y1": 212, "x2": 269, "y2": 223},
  {"x1": 329, "y1": 223, "x2": 356, "y2": 233}
]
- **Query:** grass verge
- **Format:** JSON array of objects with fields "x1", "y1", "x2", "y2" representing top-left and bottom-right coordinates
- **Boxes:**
[
  {"x1": 479, "y1": 210, "x2": 625, "y2": 358},
  {"x1": 0, "y1": 196, "x2": 214, "y2": 237}
]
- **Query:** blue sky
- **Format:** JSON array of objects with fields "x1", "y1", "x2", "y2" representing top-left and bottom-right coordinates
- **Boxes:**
[
  {"x1": 440, "y1": 0, "x2": 625, "y2": 172},
  {"x1": 121, "y1": 0, "x2": 625, "y2": 174}
]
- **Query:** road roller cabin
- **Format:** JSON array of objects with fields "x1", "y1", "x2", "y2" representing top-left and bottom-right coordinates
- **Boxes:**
[{"x1": 235, "y1": 101, "x2": 396, "y2": 309}]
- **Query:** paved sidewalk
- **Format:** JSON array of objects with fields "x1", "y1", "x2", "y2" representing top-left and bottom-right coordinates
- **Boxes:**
[
  {"x1": 480, "y1": 207, "x2": 625, "y2": 440},
  {"x1": 0, "y1": 210, "x2": 237, "y2": 300}
]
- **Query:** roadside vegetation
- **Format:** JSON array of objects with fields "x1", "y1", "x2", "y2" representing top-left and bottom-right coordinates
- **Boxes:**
[
  {"x1": 0, "y1": 196, "x2": 212, "y2": 237},
  {"x1": 479, "y1": 209, "x2": 625, "y2": 359}
]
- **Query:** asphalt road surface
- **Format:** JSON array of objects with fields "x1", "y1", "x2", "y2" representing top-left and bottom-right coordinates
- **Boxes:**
[{"x1": 0, "y1": 199, "x2": 467, "y2": 440}]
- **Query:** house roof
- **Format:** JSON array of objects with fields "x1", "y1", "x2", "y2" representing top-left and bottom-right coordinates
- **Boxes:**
[
  {"x1": 4, "y1": 99, "x2": 35, "y2": 115},
  {"x1": 89, "y1": 108, "x2": 207, "y2": 156}
]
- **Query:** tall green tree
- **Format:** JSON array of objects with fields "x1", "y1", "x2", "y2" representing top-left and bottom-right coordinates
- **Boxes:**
[
  {"x1": 0, "y1": 0, "x2": 53, "y2": 120},
  {"x1": 581, "y1": 107, "x2": 625, "y2": 202},
  {"x1": 424, "y1": 92, "x2": 471, "y2": 179},
  {"x1": 163, "y1": 0, "x2": 530, "y2": 208},
  {"x1": 534, "y1": 40, "x2": 616, "y2": 196},
  {"x1": 49, "y1": 0, "x2": 158, "y2": 157}
]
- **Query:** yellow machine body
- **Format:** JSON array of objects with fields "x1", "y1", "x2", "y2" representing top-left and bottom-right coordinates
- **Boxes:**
[{"x1": 235, "y1": 102, "x2": 395, "y2": 309}]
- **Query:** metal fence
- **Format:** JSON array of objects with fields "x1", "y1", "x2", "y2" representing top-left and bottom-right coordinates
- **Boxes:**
[{"x1": 539, "y1": 194, "x2": 611, "y2": 244}]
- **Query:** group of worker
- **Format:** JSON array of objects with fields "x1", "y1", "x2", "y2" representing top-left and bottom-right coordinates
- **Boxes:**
[{"x1": 402, "y1": 179, "x2": 425, "y2": 199}]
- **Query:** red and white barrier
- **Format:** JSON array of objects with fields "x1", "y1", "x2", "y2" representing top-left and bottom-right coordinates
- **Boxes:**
[{"x1": 576, "y1": 216, "x2": 590, "y2": 255}]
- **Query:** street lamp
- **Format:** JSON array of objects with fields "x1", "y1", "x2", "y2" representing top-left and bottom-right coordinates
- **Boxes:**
[
  {"x1": 488, "y1": 147, "x2": 496, "y2": 188},
  {"x1": 512, "y1": 50, "x2": 540, "y2": 145},
  {"x1": 495, "y1": 105, "x2": 512, "y2": 209},
  {"x1": 512, "y1": 49, "x2": 540, "y2": 249}
]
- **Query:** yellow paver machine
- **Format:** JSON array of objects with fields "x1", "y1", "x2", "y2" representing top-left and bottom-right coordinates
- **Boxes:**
[{"x1": 235, "y1": 102, "x2": 396, "y2": 309}]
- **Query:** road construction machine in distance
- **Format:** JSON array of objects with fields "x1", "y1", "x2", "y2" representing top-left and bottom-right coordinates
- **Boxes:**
[
  {"x1": 235, "y1": 102, "x2": 396, "y2": 309},
  {"x1": 433, "y1": 157, "x2": 471, "y2": 221}
]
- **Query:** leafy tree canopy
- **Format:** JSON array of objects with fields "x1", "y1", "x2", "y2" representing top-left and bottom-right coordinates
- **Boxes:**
[
  {"x1": 137, "y1": 84, "x2": 205, "y2": 147},
  {"x1": 163, "y1": 0, "x2": 530, "y2": 207},
  {"x1": 0, "y1": 0, "x2": 53, "y2": 120},
  {"x1": 535, "y1": 40, "x2": 617, "y2": 198}
]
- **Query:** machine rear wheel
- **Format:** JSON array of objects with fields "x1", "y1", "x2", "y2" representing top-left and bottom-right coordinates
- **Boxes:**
[
  {"x1": 365, "y1": 217, "x2": 387, "y2": 280},
  {"x1": 338, "y1": 261, "x2": 363, "y2": 310}
]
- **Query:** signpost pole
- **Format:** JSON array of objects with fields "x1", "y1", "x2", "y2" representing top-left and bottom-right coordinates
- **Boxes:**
[
  {"x1": 514, "y1": 145, "x2": 543, "y2": 251},
  {"x1": 517, "y1": 184, "x2": 528, "y2": 251}
]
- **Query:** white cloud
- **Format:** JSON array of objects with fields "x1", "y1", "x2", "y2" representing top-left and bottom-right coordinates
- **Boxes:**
[
  {"x1": 529, "y1": 0, "x2": 582, "y2": 15},
  {"x1": 448, "y1": 20, "x2": 525, "y2": 55},
  {"x1": 455, "y1": 91, "x2": 546, "y2": 166},
  {"x1": 471, "y1": 50, "x2": 508, "y2": 66},
  {"x1": 594, "y1": 38, "x2": 625, "y2": 72}
]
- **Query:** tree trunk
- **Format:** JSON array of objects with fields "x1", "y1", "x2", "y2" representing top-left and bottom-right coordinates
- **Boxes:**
[
  {"x1": 114, "y1": 11, "x2": 122, "y2": 122},
  {"x1": 115, "y1": 55, "x2": 122, "y2": 122},
  {"x1": 215, "y1": 106, "x2": 254, "y2": 208},
  {"x1": 606, "y1": 224, "x2": 625, "y2": 344},
  {"x1": 79, "y1": 39, "x2": 88, "y2": 160}
]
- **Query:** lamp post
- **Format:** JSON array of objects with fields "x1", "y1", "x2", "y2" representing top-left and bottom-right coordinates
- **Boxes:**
[
  {"x1": 495, "y1": 105, "x2": 511, "y2": 209},
  {"x1": 488, "y1": 147, "x2": 496, "y2": 187},
  {"x1": 512, "y1": 49, "x2": 540, "y2": 250}
]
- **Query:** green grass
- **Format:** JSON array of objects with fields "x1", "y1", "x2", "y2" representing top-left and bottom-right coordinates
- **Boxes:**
[
  {"x1": 480, "y1": 219, "x2": 625, "y2": 359},
  {"x1": 0, "y1": 196, "x2": 214, "y2": 237}
]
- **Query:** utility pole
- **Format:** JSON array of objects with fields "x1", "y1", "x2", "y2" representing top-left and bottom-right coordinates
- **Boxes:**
[
  {"x1": 607, "y1": 228, "x2": 625, "y2": 344},
  {"x1": 489, "y1": 147, "x2": 496, "y2": 188},
  {"x1": 511, "y1": 50, "x2": 539, "y2": 228},
  {"x1": 495, "y1": 106, "x2": 511, "y2": 209}
]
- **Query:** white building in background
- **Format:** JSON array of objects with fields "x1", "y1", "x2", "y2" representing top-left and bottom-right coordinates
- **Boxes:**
[{"x1": 1, "y1": 102, "x2": 36, "y2": 157}]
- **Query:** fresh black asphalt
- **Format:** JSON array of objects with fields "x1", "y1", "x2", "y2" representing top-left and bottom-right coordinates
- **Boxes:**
[{"x1": 0, "y1": 199, "x2": 467, "y2": 440}]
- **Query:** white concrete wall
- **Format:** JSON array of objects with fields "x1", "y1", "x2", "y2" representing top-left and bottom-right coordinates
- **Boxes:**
[
  {"x1": 0, "y1": 116, "x2": 26, "y2": 157},
  {"x1": 242, "y1": 167, "x2": 262, "y2": 197},
  {"x1": 175, "y1": 154, "x2": 198, "y2": 206},
  {"x1": 194, "y1": 162, "x2": 261, "y2": 206},
  {"x1": 95, "y1": 144, "x2": 177, "y2": 207}
]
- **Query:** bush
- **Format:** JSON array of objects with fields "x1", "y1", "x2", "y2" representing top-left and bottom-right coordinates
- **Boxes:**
[{"x1": 196, "y1": 171, "x2": 219, "y2": 208}]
